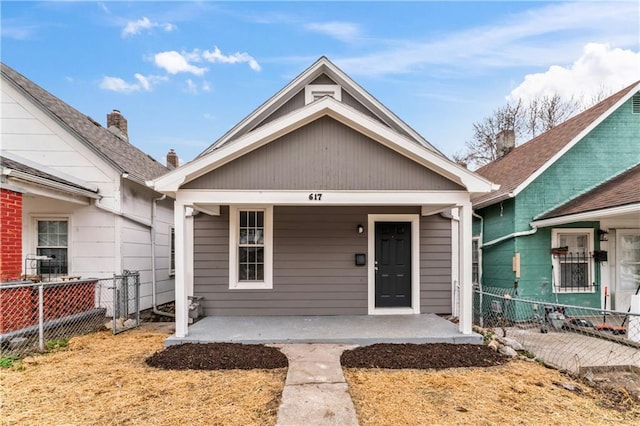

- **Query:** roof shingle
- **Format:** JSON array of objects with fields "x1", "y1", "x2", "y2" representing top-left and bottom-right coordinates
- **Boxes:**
[
  {"x1": 538, "y1": 163, "x2": 640, "y2": 220},
  {"x1": 1, "y1": 62, "x2": 168, "y2": 182},
  {"x1": 474, "y1": 81, "x2": 639, "y2": 207}
]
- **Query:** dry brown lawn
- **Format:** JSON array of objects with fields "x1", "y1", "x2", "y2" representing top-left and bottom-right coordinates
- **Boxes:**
[
  {"x1": 344, "y1": 361, "x2": 640, "y2": 426},
  {"x1": 0, "y1": 325, "x2": 286, "y2": 426},
  {"x1": 3, "y1": 324, "x2": 639, "y2": 426}
]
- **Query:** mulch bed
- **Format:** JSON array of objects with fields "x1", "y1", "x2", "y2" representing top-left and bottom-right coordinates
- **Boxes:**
[
  {"x1": 146, "y1": 343, "x2": 288, "y2": 370},
  {"x1": 146, "y1": 342, "x2": 508, "y2": 371},
  {"x1": 341, "y1": 343, "x2": 509, "y2": 369}
]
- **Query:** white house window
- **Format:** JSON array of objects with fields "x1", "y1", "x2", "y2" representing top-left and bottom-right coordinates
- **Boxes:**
[
  {"x1": 551, "y1": 229, "x2": 595, "y2": 293},
  {"x1": 36, "y1": 219, "x2": 68, "y2": 277},
  {"x1": 229, "y1": 206, "x2": 273, "y2": 289},
  {"x1": 169, "y1": 226, "x2": 175, "y2": 276},
  {"x1": 304, "y1": 84, "x2": 342, "y2": 105}
]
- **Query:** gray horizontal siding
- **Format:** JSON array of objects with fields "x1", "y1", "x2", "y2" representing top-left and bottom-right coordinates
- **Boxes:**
[
  {"x1": 194, "y1": 206, "x2": 453, "y2": 316},
  {"x1": 184, "y1": 117, "x2": 463, "y2": 191},
  {"x1": 420, "y1": 214, "x2": 452, "y2": 314}
]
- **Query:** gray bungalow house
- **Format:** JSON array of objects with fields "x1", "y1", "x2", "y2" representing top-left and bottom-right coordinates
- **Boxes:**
[{"x1": 150, "y1": 57, "x2": 497, "y2": 338}]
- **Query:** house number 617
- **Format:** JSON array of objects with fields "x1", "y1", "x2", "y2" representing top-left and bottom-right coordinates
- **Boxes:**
[{"x1": 308, "y1": 193, "x2": 323, "y2": 201}]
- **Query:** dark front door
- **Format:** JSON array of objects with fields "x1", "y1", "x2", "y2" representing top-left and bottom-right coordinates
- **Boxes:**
[{"x1": 375, "y1": 222, "x2": 411, "y2": 308}]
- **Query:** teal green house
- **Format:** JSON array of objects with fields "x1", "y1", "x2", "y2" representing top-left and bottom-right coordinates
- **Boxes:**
[{"x1": 473, "y1": 82, "x2": 640, "y2": 311}]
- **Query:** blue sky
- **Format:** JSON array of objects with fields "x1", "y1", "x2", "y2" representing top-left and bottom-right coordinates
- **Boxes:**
[{"x1": 2, "y1": 1, "x2": 639, "y2": 166}]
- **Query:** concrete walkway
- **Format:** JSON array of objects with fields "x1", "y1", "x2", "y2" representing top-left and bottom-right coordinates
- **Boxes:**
[{"x1": 275, "y1": 344, "x2": 359, "y2": 426}]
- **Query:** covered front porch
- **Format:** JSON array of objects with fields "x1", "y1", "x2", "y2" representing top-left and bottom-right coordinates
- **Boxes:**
[{"x1": 165, "y1": 313, "x2": 482, "y2": 346}]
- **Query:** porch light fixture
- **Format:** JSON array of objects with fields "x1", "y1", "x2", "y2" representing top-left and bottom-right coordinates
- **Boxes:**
[
  {"x1": 357, "y1": 224, "x2": 364, "y2": 234},
  {"x1": 597, "y1": 229, "x2": 608, "y2": 242}
]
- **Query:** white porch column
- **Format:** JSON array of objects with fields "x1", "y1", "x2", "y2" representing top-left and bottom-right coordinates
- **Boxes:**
[
  {"x1": 458, "y1": 201, "x2": 473, "y2": 334},
  {"x1": 174, "y1": 201, "x2": 189, "y2": 338},
  {"x1": 185, "y1": 212, "x2": 195, "y2": 299}
]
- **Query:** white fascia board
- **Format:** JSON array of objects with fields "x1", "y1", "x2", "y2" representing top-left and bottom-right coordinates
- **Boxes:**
[
  {"x1": 154, "y1": 97, "x2": 495, "y2": 194},
  {"x1": 1, "y1": 151, "x2": 99, "y2": 193},
  {"x1": 5, "y1": 172, "x2": 99, "y2": 200},
  {"x1": 473, "y1": 192, "x2": 514, "y2": 209},
  {"x1": 176, "y1": 190, "x2": 470, "y2": 206},
  {"x1": 5, "y1": 176, "x2": 92, "y2": 205},
  {"x1": 322, "y1": 101, "x2": 496, "y2": 193},
  {"x1": 530, "y1": 203, "x2": 640, "y2": 228},
  {"x1": 152, "y1": 101, "x2": 329, "y2": 192},
  {"x1": 206, "y1": 58, "x2": 332, "y2": 152},
  {"x1": 512, "y1": 83, "x2": 640, "y2": 198}
]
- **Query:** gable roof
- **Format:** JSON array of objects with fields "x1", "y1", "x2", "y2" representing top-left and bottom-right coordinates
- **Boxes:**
[
  {"x1": 151, "y1": 94, "x2": 497, "y2": 196},
  {"x1": 535, "y1": 163, "x2": 640, "y2": 221},
  {"x1": 474, "y1": 81, "x2": 640, "y2": 209},
  {"x1": 1, "y1": 62, "x2": 168, "y2": 184},
  {"x1": 198, "y1": 56, "x2": 443, "y2": 157},
  {"x1": 1, "y1": 154, "x2": 100, "y2": 199}
]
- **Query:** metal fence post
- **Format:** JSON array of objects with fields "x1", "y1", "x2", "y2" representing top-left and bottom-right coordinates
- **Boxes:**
[
  {"x1": 135, "y1": 272, "x2": 140, "y2": 326},
  {"x1": 38, "y1": 283, "x2": 44, "y2": 352},
  {"x1": 112, "y1": 274, "x2": 117, "y2": 335}
]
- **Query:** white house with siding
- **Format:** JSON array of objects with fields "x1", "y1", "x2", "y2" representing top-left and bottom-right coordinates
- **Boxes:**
[
  {"x1": 0, "y1": 62, "x2": 174, "y2": 312},
  {"x1": 150, "y1": 57, "x2": 498, "y2": 337}
]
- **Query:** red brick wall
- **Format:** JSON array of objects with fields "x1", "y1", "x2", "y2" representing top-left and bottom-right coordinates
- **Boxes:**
[
  {"x1": 0, "y1": 281, "x2": 97, "y2": 334},
  {"x1": 0, "y1": 189, "x2": 23, "y2": 282}
]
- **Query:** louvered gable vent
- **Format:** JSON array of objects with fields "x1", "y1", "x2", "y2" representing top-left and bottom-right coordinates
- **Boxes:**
[{"x1": 633, "y1": 93, "x2": 640, "y2": 114}]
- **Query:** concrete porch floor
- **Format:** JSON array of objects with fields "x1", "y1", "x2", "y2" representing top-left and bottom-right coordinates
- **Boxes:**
[{"x1": 165, "y1": 314, "x2": 482, "y2": 347}]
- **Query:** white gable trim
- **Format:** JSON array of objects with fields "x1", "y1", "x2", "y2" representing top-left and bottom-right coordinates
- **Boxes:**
[
  {"x1": 512, "y1": 83, "x2": 640, "y2": 198},
  {"x1": 152, "y1": 97, "x2": 496, "y2": 194},
  {"x1": 201, "y1": 57, "x2": 436, "y2": 155},
  {"x1": 530, "y1": 203, "x2": 640, "y2": 228}
]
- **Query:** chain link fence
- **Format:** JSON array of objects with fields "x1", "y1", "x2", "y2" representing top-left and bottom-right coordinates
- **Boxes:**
[
  {"x1": 474, "y1": 286, "x2": 640, "y2": 374},
  {"x1": 1, "y1": 271, "x2": 140, "y2": 357}
]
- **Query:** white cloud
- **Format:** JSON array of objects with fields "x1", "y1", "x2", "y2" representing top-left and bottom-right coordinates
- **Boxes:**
[
  {"x1": 508, "y1": 43, "x2": 640, "y2": 104},
  {"x1": 99, "y1": 74, "x2": 167, "y2": 93},
  {"x1": 201, "y1": 80, "x2": 211, "y2": 92},
  {"x1": 335, "y1": 2, "x2": 638, "y2": 76},
  {"x1": 122, "y1": 16, "x2": 176, "y2": 37},
  {"x1": 305, "y1": 21, "x2": 361, "y2": 43},
  {"x1": 154, "y1": 51, "x2": 207, "y2": 75},
  {"x1": 99, "y1": 76, "x2": 140, "y2": 93},
  {"x1": 201, "y1": 47, "x2": 261, "y2": 71}
]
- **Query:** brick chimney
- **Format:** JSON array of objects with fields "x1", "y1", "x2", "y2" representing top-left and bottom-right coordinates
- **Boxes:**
[
  {"x1": 496, "y1": 129, "x2": 515, "y2": 157},
  {"x1": 166, "y1": 149, "x2": 179, "y2": 169},
  {"x1": 107, "y1": 109, "x2": 128, "y2": 141}
]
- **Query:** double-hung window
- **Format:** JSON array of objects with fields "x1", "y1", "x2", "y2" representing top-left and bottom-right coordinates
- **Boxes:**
[
  {"x1": 229, "y1": 206, "x2": 273, "y2": 289},
  {"x1": 36, "y1": 219, "x2": 68, "y2": 277},
  {"x1": 552, "y1": 229, "x2": 594, "y2": 292},
  {"x1": 169, "y1": 226, "x2": 175, "y2": 276}
]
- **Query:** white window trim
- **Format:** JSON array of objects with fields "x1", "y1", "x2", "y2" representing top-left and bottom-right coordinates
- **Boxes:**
[
  {"x1": 229, "y1": 205, "x2": 273, "y2": 289},
  {"x1": 304, "y1": 84, "x2": 342, "y2": 105},
  {"x1": 551, "y1": 228, "x2": 595, "y2": 294},
  {"x1": 31, "y1": 215, "x2": 71, "y2": 278},
  {"x1": 367, "y1": 214, "x2": 420, "y2": 315}
]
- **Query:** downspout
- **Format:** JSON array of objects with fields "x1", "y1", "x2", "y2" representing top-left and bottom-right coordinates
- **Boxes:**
[
  {"x1": 472, "y1": 212, "x2": 484, "y2": 327},
  {"x1": 479, "y1": 220, "x2": 538, "y2": 326},
  {"x1": 151, "y1": 194, "x2": 174, "y2": 318}
]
